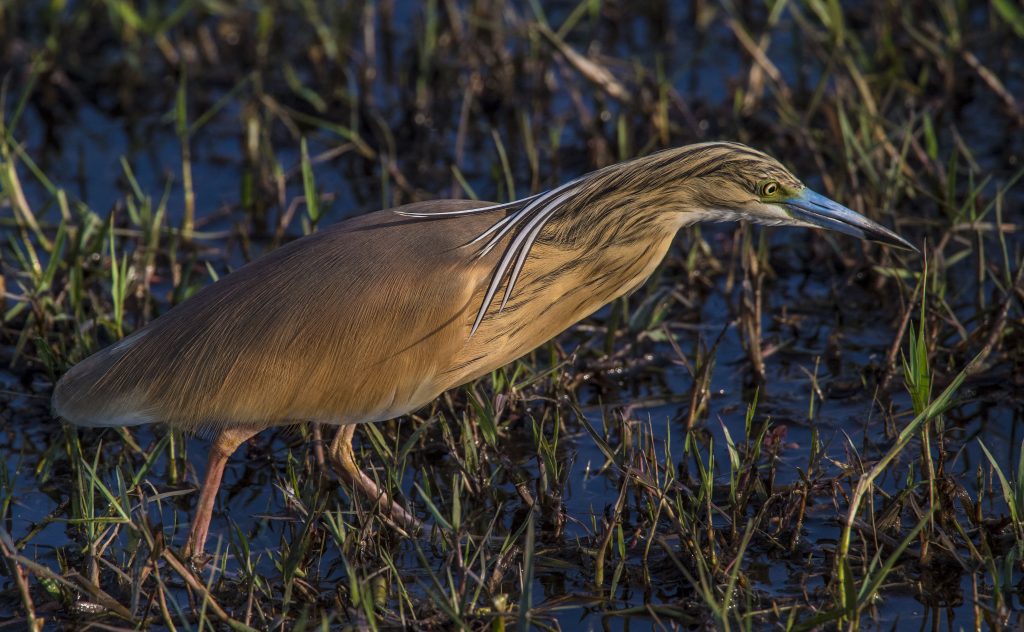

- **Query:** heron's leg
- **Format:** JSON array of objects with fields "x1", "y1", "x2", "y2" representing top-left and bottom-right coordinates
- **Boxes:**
[
  {"x1": 328, "y1": 424, "x2": 420, "y2": 529},
  {"x1": 311, "y1": 424, "x2": 326, "y2": 469},
  {"x1": 184, "y1": 426, "x2": 260, "y2": 561}
]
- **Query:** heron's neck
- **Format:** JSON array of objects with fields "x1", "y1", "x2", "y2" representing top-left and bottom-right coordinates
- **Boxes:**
[
  {"x1": 534, "y1": 142, "x2": 761, "y2": 249},
  {"x1": 537, "y1": 178, "x2": 690, "y2": 254},
  {"x1": 516, "y1": 192, "x2": 682, "y2": 320}
]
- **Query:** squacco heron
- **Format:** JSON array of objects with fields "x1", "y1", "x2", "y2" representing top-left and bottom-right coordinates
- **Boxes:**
[{"x1": 52, "y1": 142, "x2": 914, "y2": 560}]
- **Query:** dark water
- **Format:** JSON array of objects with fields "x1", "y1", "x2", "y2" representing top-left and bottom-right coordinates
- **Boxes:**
[{"x1": 2, "y1": 1, "x2": 1023, "y2": 629}]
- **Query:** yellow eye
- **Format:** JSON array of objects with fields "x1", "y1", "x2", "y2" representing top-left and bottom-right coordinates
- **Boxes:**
[{"x1": 761, "y1": 181, "x2": 780, "y2": 197}]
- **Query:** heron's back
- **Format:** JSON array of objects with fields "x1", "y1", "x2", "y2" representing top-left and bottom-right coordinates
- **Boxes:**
[{"x1": 52, "y1": 200, "x2": 501, "y2": 431}]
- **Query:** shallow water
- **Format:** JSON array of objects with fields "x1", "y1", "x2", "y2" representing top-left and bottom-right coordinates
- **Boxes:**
[{"x1": 2, "y1": 1, "x2": 1023, "y2": 629}]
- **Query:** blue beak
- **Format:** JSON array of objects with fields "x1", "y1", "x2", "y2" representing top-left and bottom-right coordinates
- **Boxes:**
[{"x1": 783, "y1": 189, "x2": 918, "y2": 252}]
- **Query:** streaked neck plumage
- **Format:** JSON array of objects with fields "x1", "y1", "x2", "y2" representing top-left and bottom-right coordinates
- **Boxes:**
[
  {"x1": 403, "y1": 141, "x2": 781, "y2": 343},
  {"x1": 421, "y1": 142, "x2": 790, "y2": 385}
]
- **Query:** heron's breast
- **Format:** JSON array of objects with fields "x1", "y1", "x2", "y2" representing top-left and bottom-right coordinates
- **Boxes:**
[{"x1": 438, "y1": 234, "x2": 676, "y2": 386}]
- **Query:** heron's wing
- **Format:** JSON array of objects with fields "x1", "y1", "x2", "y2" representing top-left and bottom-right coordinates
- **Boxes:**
[{"x1": 53, "y1": 200, "x2": 503, "y2": 431}]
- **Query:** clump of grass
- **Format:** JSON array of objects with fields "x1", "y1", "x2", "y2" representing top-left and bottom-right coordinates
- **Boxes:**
[{"x1": 1, "y1": 1, "x2": 1022, "y2": 630}]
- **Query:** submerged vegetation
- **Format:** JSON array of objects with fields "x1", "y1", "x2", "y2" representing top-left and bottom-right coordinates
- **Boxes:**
[{"x1": 1, "y1": 0, "x2": 1022, "y2": 629}]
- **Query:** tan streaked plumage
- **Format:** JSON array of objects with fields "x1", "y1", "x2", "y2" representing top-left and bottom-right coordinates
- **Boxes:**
[{"x1": 52, "y1": 142, "x2": 915, "y2": 559}]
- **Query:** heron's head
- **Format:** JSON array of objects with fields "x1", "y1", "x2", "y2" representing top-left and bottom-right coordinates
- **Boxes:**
[{"x1": 667, "y1": 142, "x2": 917, "y2": 251}]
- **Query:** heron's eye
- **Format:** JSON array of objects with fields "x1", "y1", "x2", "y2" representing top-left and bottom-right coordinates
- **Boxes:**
[{"x1": 760, "y1": 181, "x2": 780, "y2": 197}]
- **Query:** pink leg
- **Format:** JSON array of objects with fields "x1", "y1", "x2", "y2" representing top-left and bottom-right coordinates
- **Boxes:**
[
  {"x1": 183, "y1": 427, "x2": 260, "y2": 560},
  {"x1": 329, "y1": 425, "x2": 420, "y2": 529}
]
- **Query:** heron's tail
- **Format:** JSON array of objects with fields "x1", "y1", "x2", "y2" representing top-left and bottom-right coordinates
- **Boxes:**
[{"x1": 52, "y1": 331, "x2": 157, "y2": 428}]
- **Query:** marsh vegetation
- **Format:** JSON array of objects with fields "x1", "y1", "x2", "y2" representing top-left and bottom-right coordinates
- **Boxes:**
[{"x1": 1, "y1": 1, "x2": 1022, "y2": 629}]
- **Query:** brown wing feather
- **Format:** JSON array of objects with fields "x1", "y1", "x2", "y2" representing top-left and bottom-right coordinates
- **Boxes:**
[{"x1": 53, "y1": 200, "x2": 501, "y2": 431}]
